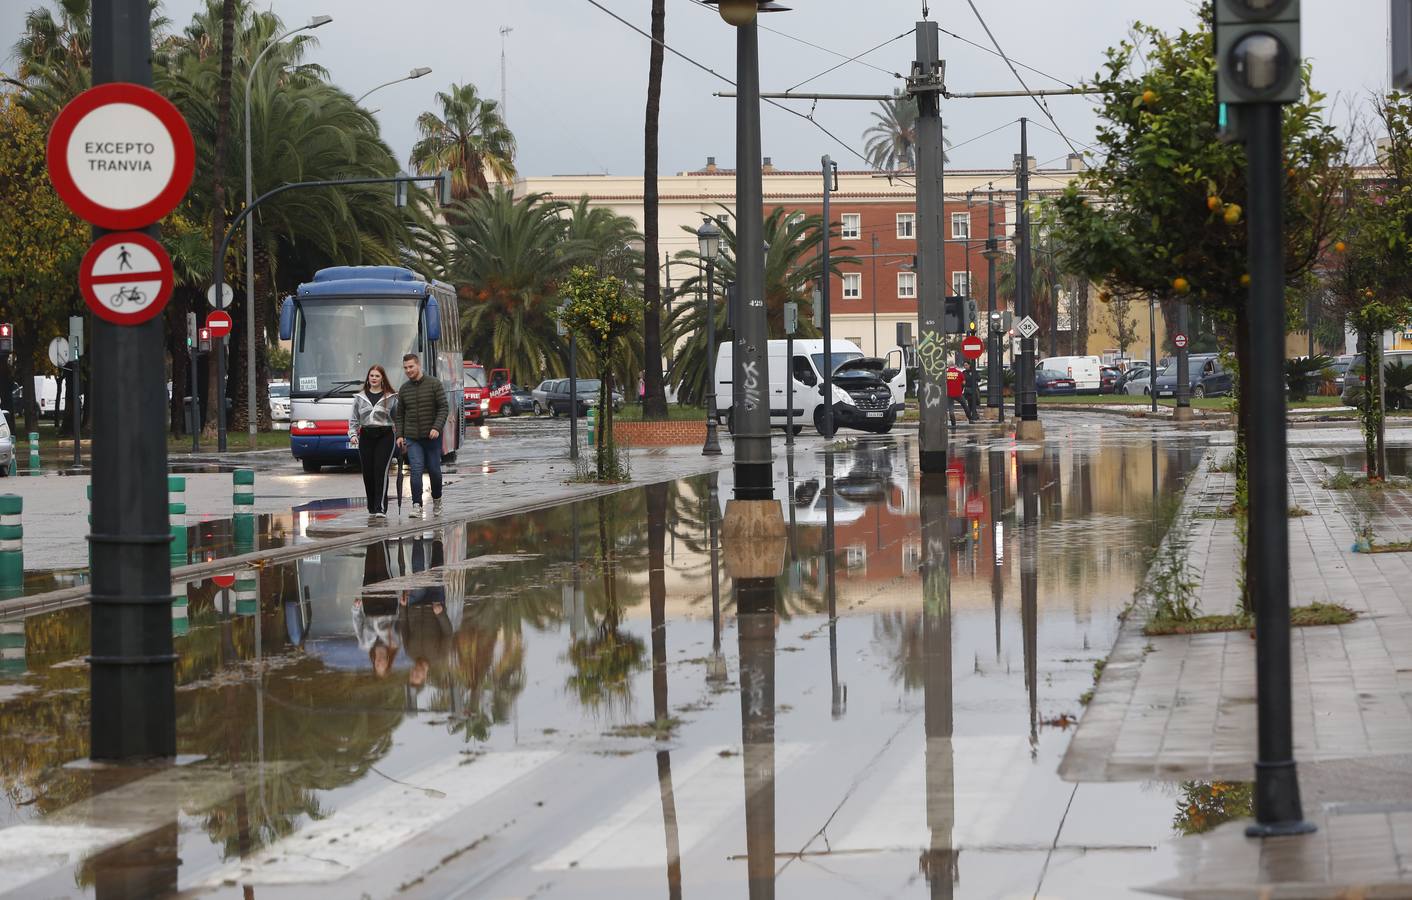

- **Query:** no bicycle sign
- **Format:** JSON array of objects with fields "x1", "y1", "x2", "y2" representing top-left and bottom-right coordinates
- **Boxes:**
[
  {"x1": 46, "y1": 82, "x2": 195, "y2": 231},
  {"x1": 78, "y1": 232, "x2": 173, "y2": 325}
]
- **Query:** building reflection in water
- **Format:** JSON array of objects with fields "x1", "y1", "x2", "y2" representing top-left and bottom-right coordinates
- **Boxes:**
[{"x1": 918, "y1": 472, "x2": 958, "y2": 898}]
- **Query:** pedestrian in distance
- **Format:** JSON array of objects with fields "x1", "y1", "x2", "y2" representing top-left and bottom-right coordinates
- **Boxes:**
[
  {"x1": 396, "y1": 352, "x2": 450, "y2": 519},
  {"x1": 963, "y1": 362, "x2": 981, "y2": 423},
  {"x1": 349, "y1": 364, "x2": 399, "y2": 519}
]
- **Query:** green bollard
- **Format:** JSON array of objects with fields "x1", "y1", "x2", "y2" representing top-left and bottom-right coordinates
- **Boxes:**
[
  {"x1": 168, "y1": 475, "x2": 187, "y2": 567},
  {"x1": 587, "y1": 408, "x2": 596, "y2": 446},
  {"x1": 0, "y1": 495, "x2": 21, "y2": 598},
  {"x1": 26, "y1": 434, "x2": 38, "y2": 473},
  {"x1": 171, "y1": 581, "x2": 189, "y2": 638},
  {"x1": 233, "y1": 468, "x2": 255, "y2": 552},
  {"x1": 0, "y1": 620, "x2": 24, "y2": 675}
]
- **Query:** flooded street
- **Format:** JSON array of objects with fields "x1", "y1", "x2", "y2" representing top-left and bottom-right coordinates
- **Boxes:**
[{"x1": 0, "y1": 426, "x2": 1212, "y2": 898}]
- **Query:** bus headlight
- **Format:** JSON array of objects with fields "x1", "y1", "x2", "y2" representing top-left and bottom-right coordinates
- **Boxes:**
[{"x1": 294, "y1": 420, "x2": 316, "y2": 432}]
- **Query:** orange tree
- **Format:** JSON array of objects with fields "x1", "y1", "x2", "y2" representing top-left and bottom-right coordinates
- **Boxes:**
[{"x1": 559, "y1": 266, "x2": 642, "y2": 481}]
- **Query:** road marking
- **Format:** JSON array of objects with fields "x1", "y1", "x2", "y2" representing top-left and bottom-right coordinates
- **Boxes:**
[
  {"x1": 535, "y1": 743, "x2": 812, "y2": 872},
  {"x1": 0, "y1": 825, "x2": 140, "y2": 895},
  {"x1": 204, "y1": 750, "x2": 558, "y2": 886}
]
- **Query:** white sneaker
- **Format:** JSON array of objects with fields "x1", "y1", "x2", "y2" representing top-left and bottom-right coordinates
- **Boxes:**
[
  {"x1": 411, "y1": 504, "x2": 423, "y2": 518},
  {"x1": 371, "y1": 512, "x2": 387, "y2": 520},
  {"x1": 432, "y1": 498, "x2": 443, "y2": 516}
]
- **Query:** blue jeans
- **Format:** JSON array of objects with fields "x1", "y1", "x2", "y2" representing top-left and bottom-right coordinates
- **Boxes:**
[{"x1": 405, "y1": 438, "x2": 442, "y2": 507}]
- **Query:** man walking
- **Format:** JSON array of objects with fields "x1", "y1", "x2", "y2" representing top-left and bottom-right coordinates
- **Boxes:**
[{"x1": 396, "y1": 353, "x2": 449, "y2": 518}]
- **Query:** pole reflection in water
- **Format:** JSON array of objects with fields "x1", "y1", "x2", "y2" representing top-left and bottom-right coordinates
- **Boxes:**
[
  {"x1": 1019, "y1": 450, "x2": 1040, "y2": 752},
  {"x1": 646, "y1": 483, "x2": 683, "y2": 899},
  {"x1": 825, "y1": 452, "x2": 845, "y2": 718},
  {"x1": 88, "y1": 817, "x2": 179, "y2": 900},
  {"x1": 988, "y1": 448, "x2": 1006, "y2": 661},
  {"x1": 918, "y1": 473, "x2": 957, "y2": 898},
  {"x1": 707, "y1": 473, "x2": 726, "y2": 685},
  {"x1": 738, "y1": 570, "x2": 776, "y2": 899}
]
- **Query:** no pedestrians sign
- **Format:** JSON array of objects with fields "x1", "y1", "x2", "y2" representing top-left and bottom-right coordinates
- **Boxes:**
[
  {"x1": 78, "y1": 232, "x2": 173, "y2": 325},
  {"x1": 46, "y1": 82, "x2": 195, "y2": 231}
]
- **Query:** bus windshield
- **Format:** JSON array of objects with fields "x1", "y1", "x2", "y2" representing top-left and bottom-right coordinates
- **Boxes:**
[{"x1": 293, "y1": 298, "x2": 420, "y2": 396}]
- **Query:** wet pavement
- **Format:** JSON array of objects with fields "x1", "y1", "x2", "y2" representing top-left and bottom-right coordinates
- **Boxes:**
[{"x1": 0, "y1": 422, "x2": 1226, "y2": 898}]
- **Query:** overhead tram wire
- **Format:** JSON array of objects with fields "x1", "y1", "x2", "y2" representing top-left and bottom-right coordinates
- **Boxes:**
[
  {"x1": 682, "y1": 0, "x2": 902, "y2": 80},
  {"x1": 935, "y1": 25, "x2": 1075, "y2": 89},
  {"x1": 963, "y1": 0, "x2": 1082, "y2": 158},
  {"x1": 785, "y1": 28, "x2": 915, "y2": 94}
]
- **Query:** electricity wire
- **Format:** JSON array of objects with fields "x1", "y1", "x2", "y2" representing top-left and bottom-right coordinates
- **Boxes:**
[{"x1": 785, "y1": 28, "x2": 915, "y2": 94}]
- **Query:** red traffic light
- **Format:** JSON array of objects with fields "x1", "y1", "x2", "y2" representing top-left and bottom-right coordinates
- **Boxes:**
[{"x1": 0, "y1": 324, "x2": 11, "y2": 338}]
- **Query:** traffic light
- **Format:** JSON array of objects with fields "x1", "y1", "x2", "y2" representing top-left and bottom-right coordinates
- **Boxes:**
[
  {"x1": 966, "y1": 299, "x2": 980, "y2": 335},
  {"x1": 186, "y1": 312, "x2": 197, "y2": 350},
  {"x1": 989, "y1": 311, "x2": 1013, "y2": 334},
  {"x1": 0, "y1": 324, "x2": 11, "y2": 355},
  {"x1": 1215, "y1": 0, "x2": 1301, "y2": 106},
  {"x1": 783, "y1": 301, "x2": 798, "y2": 336},
  {"x1": 198, "y1": 328, "x2": 211, "y2": 353},
  {"x1": 438, "y1": 168, "x2": 454, "y2": 207},
  {"x1": 944, "y1": 296, "x2": 963, "y2": 334}
]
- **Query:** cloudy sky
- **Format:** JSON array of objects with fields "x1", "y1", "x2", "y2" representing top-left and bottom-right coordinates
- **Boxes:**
[{"x1": 2, "y1": 0, "x2": 1392, "y2": 175}]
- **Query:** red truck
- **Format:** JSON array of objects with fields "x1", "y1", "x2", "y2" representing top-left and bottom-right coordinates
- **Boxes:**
[{"x1": 463, "y1": 362, "x2": 512, "y2": 421}]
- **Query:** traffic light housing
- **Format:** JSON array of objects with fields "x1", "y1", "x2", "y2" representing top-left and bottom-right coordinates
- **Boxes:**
[
  {"x1": 198, "y1": 328, "x2": 212, "y2": 353},
  {"x1": 186, "y1": 312, "x2": 197, "y2": 350},
  {"x1": 783, "y1": 301, "x2": 798, "y2": 336},
  {"x1": 0, "y1": 324, "x2": 11, "y2": 355},
  {"x1": 966, "y1": 299, "x2": 980, "y2": 335},
  {"x1": 1215, "y1": 0, "x2": 1301, "y2": 106},
  {"x1": 944, "y1": 296, "x2": 963, "y2": 334}
]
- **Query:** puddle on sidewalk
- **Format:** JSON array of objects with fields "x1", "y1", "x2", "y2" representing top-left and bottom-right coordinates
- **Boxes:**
[{"x1": 0, "y1": 429, "x2": 1210, "y2": 898}]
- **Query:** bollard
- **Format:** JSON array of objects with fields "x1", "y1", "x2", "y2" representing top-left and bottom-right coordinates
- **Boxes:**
[
  {"x1": 26, "y1": 433, "x2": 38, "y2": 473},
  {"x1": 0, "y1": 495, "x2": 20, "y2": 597},
  {"x1": 0, "y1": 620, "x2": 23, "y2": 675},
  {"x1": 168, "y1": 475, "x2": 188, "y2": 567},
  {"x1": 171, "y1": 581, "x2": 189, "y2": 638},
  {"x1": 232, "y1": 468, "x2": 255, "y2": 548},
  {"x1": 587, "y1": 408, "x2": 596, "y2": 447},
  {"x1": 234, "y1": 568, "x2": 258, "y2": 617}
]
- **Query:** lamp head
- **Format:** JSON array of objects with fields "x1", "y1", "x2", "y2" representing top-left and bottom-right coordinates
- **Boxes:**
[
  {"x1": 704, "y1": 0, "x2": 790, "y2": 26},
  {"x1": 307, "y1": 15, "x2": 333, "y2": 28},
  {"x1": 697, "y1": 219, "x2": 722, "y2": 260},
  {"x1": 409, "y1": 66, "x2": 433, "y2": 79}
]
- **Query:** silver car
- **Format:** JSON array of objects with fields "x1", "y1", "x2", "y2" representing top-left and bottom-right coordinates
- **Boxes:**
[
  {"x1": 0, "y1": 412, "x2": 14, "y2": 476},
  {"x1": 269, "y1": 381, "x2": 291, "y2": 423}
]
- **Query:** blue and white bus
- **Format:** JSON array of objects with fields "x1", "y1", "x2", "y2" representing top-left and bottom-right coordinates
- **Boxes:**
[{"x1": 279, "y1": 266, "x2": 463, "y2": 472}]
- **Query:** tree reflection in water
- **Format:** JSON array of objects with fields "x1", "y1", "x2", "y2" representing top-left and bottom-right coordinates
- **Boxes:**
[{"x1": 565, "y1": 495, "x2": 647, "y2": 714}]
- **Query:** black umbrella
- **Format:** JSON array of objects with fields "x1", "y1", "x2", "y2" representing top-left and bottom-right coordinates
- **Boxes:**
[{"x1": 395, "y1": 445, "x2": 405, "y2": 512}]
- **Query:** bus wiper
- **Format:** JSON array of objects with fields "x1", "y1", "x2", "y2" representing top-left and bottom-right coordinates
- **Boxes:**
[{"x1": 313, "y1": 379, "x2": 361, "y2": 402}]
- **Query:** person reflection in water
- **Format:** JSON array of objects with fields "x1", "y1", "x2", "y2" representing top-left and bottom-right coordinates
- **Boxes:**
[
  {"x1": 353, "y1": 541, "x2": 400, "y2": 677},
  {"x1": 398, "y1": 535, "x2": 450, "y2": 700}
]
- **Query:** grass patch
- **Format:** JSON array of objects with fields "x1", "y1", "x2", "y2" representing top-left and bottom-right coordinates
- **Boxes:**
[
  {"x1": 606, "y1": 716, "x2": 683, "y2": 740},
  {"x1": 1358, "y1": 539, "x2": 1412, "y2": 553},
  {"x1": 1078, "y1": 658, "x2": 1107, "y2": 707},
  {"x1": 1288, "y1": 505, "x2": 1312, "y2": 518},
  {"x1": 1144, "y1": 602, "x2": 1356, "y2": 636},
  {"x1": 1194, "y1": 507, "x2": 1235, "y2": 520},
  {"x1": 613, "y1": 404, "x2": 707, "y2": 422},
  {"x1": 1322, "y1": 471, "x2": 1407, "y2": 490}
]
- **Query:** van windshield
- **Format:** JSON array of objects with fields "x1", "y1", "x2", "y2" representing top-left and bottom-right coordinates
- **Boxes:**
[{"x1": 811, "y1": 351, "x2": 863, "y2": 376}]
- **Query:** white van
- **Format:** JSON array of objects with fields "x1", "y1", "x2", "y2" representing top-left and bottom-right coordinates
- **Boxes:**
[
  {"x1": 714, "y1": 339, "x2": 905, "y2": 435},
  {"x1": 1039, "y1": 355, "x2": 1103, "y2": 393}
]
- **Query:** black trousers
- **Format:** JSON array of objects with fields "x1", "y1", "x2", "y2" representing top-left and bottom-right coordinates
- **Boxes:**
[{"x1": 358, "y1": 426, "x2": 395, "y2": 514}]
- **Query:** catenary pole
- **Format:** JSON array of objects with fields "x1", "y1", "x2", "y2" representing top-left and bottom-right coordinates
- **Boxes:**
[
  {"x1": 986, "y1": 182, "x2": 1002, "y2": 417},
  {"x1": 1015, "y1": 118, "x2": 1039, "y2": 430},
  {"x1": 913, "y1": 19, "x2": 948, "y2": 472},
  {"x1": 820, "y1": 156, "x2": 836, "y2": 438},
  {"x1": 89, "y1": 0, "x2": 176, "y2": 760}
]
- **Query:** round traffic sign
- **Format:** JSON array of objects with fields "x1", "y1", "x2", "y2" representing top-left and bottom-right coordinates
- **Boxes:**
[
  {"x1": 207, "y1": 282, "x2": 234, "y2": 309},
  {"x1": 1174, "y1": 332, "x2": 1189, "y2": 349},
  {"x1": 206, "y1": 309, "x2": 233, "y2": 339},
  {"x1": 48, "y1": 337, "x2": 71, "y2": 369},
  {"x1": 46, "y1": 82, "x2": 195, "y2": 230},
  {"x1": 78, "y1": 231, "x2": 173, "y2": 325},
  {"x1": 961, "y1": 335, "x2": 985, "y2": 360},
  {"x1": 211, "y1": 573, "x2": 236, "y2": 589}
]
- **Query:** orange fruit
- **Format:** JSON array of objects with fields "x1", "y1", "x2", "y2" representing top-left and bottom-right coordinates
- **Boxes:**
[
  {"x1": 1173, "y1": 277, "x2": 1190, "y2": 294},
  {"x1": 1223, "y1": 204, "x2": 1242, "y2": 226},
  {"x1": 1334, "y1": 241, "x2": 1346, "y2": 253},
  {"x1": 1240, "y1": 274, "x2": 1251, "y2": 287},
  {"x1": 1366, "y1": 289, "x2": 1376, "y2": 298},
  {"x1": 1142, "y1": 89, "x2": 1158, "y2": 105},
  {"x1": 1207, "y1": 196, "x2": 1222, "y2": 212}
]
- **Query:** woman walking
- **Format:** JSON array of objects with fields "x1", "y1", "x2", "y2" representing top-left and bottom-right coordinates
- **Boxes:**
[{"x1": 349, "y1": 364, "x2": 399, "y2": 518}]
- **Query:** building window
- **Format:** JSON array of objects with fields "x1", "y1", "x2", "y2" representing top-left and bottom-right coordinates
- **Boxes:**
[
  {"x1": 896, "y1": 213, "x2": 916, "y2": 239},
  {"x1": 846, "y1": 545, "x2": 867, "y2": 569},
  {"x1": 841, "y1": 213, "x2": 861, "y2": 240},
  {"x1": 951, "y1": 270, "x2": 970, "y2": 297},
  {"x1": 951, "y1": 212, "x2": 970, "y2": 239},
  {"x1": 898, "y1": 272, "x2": 917, "y2": 299},
  {"x1": 846, "y1": 336, "x2": 863, "y2": 347},
  {"x1": 842, "y1": 273, "x2": 862, "y2": 299},
  {"x1": 902, "y1": 541, "x2": 923, "y2": 573}
]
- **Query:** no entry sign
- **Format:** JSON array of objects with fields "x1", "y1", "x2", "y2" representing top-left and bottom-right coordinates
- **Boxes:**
[
  {"x1": 961, "y1": 335, "x2": 985, "y2": 360},
  {"x1": 78, "y1": 232, "x2": 173, "y2": 325},
  {"x1": 47, "y1": 82, "x2": 195, "y2": 230},
  {"x1": 210, "y1": 573, "x2": 236, "y2": 589},
  {"x1": 205, "y1": 310, "x2": 233, "y2": 339},
  {"x1": 1174, "y1": 332, "x2": 1189, "y2": 349}
]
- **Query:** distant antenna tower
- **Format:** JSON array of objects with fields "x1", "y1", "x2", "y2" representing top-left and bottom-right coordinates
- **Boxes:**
[{"x1": 499, "y1": 25, "x2": 513, "y2": 118}]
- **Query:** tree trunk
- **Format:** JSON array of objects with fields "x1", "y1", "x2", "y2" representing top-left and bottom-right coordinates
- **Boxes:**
[
  {"x1": 1234, "y1": 308, "x2": 1252, "y2": 616},
  {"x1": 640, "y1": 0, "x2": 669, "y2": 420},
  {"x1": 233, "y1": 241, "x2": 273, "y2": 432},
  {"x1": 16, "y1": 328, "x2": 35, "y2": 437},
  {"x1": 205, "y1": 0, "x2": 237, "y2": 443}
]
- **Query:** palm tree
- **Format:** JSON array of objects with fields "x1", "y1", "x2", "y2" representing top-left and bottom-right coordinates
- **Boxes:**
[
  {"x1": 665, "y1": 207, "x2": 856, "y2": 405},
  {"x1": 447, "y1": 188, "x2": 572, "y2": 380},
  {"x1": 641, "y1": 0, "x2": 669, "y2": 419},
  {"x1": 410, "y1": 82, "x2": 516, "y2": 201},
  {"x1": 863, "y1": 88, "x2": 948, "y2": 171},
  {"x1": 11, "y1": 0, "x2": 93, "y2": 119},
  {"x1": 563, "y1": 196, "x2": 643, "y2": 286}
]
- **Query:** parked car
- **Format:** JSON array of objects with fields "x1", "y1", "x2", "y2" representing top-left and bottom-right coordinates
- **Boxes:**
[
  {"x1": 1038, "y1": 355, "x2": 1103, "y2": 393},
  {"x1": 1100, "y1": 366, "x2": 1121, "y2": 394},
  {"x1": 531, "y1": 380, "x2": 554, "y2": 416},
  {"x1": 269, "y1": 381, "x2": 290, "y2": 423},
  {"x1": 542, "y1": 379, "x2": 624, "y2": 417},
  {"x1": 505, "y1": 383, "x2": 536, "y2": 415},
  {"x1": 1341, "y1": 350, "x2": 1412, "y2": 408},
  {"x1": 1330, "y1": 354, "x2": 1358, "y2": 394},
  {"x1": 1151, "y1": 354, "x2": 1234, "y2": 399},
  {"x1": 1120, "y1": 365, "x2": 1156, "y2": 395},
  {"x1": 1035, "y1": 368, "x2": 1077, "y2": 396},
  {"x1": 0, "y1": 411, "x2": 13, "y2": 476}
]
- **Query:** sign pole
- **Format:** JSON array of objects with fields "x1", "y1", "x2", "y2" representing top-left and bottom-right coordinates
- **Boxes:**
[{"x1": 86, "y1": 0, "x2": 176, "y2": 760}]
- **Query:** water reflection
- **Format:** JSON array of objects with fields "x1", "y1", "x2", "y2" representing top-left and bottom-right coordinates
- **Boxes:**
[{"x1": 918, "y1": 473, "x2": 958, "y2": 897}]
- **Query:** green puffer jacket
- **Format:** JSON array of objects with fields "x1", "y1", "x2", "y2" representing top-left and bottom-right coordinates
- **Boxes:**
[{"x1": 396, "y1": 374, "x2": 450, "y2": 440}]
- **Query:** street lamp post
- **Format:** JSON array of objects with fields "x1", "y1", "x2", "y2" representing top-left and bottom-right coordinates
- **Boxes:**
[
  {"x1": 240, "y1": 15, "x2": 332, "y2": 451},
  {"x1": 981, "y1": 183, "x2": 1003, "y2": 419},
  {"x1": 354, "y1": 66, "x2": 432, "y2": 104},
  {"x1": 698, "y1": 219, "x2": 723, "y2": 456}
]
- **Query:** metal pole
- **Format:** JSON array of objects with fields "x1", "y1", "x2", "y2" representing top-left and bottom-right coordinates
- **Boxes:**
[
  {"x1": 1244, "y1": 101, "x2": 1313, "y2": 838},
  {"x1": 1016, "y1": 119, "x2": 1038, "y2": 424},
  {"x1": 189, "y1": 343, "x2": 199, "y2": 452},
  {"x1": 731, "y1": 20, "x2": 772, "y2": 499},
  {"x1": 820, "y1": 157, "x2": 836, "y2": 438},
  {"x1": 870, "y1": 233, "x2": 879, "y2": 354},
  {"x1": 89, "y1": 0, "x2": 175, "y2": 760},
  {"x1": 703, "y1": 258, "x2": 722, "y2": 455},
  {"x1": 786, "y1": 325, "x2": 794, "y2": 447},
  {"x1": 71, "y1": 360, "x2": 79, "y2": 467},
  {"x1": 216, "y1": 333, "x2": 226, "y2": 451},
  {"x1": 987, "y1": 182, "x2": 1002, "y2": 418},
  {"x1": 1149, "y1": 299, "x2": 1158, "y2": 414},
  {"x1": 568, "y1": 332, "x2": 579, "y2": 461},
  {"x1": 1176, "y1": 299, "x2": 1191, "y2": 413},
  {"x1": 914, "y1": 20, "x2": 948, "y2": 472}
]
